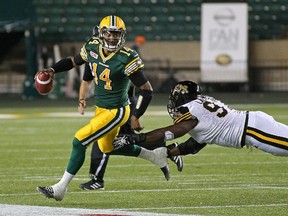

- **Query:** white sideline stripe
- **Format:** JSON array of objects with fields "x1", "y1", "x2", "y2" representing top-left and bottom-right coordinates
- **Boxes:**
[
  {"x1": 119, "y1": 203, "x2": 288, "y2": 211},
  {"x1": 2, "y1": 102, "x2": 288, "y2": 119},
  {"x1": 1, "y1": 185, "x2": 288, "y2": 197},
  {"x1": 0, "y1": 114, "x2": 22, "y2": 119},
  {"x1": 44, "y1": 111, "x2": 167, "y2": 117},
  {"x1": 0, "y1": 204, "x2": 193, "y2": 216},
  {"x1": 0, "y1": 203, "x2": 287, "y2": 216},
  {"x1": 0, "y1": 111, "x2": 167, "y2": 119}
]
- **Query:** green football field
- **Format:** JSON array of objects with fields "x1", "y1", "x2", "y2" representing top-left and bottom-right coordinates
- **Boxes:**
[{"x1": 0, "y1": 98, "x2": 288, "y2": 216}]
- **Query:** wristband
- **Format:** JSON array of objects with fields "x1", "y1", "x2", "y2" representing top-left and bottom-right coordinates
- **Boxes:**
[
  {"x1": 78, "y1": 99, "x2": 86, "y2": 107},
  {"x1": 164, "y1": 131, "x2": 174, "y2": 142}
]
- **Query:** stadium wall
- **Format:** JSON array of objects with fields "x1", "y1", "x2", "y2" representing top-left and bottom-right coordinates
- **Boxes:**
[{"x1": 55, "y1": 39, "x2": 288, "y2": 92}]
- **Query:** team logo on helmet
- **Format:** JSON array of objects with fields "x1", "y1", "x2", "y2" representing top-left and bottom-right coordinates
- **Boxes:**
[{"x1": 173, "y1": 84, "x2": 189, "y2": 95}]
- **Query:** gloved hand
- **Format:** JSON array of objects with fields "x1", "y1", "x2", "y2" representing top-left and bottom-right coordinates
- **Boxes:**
[{"x1": 113, "y1": 133, "x2": 146, "y2": 150}]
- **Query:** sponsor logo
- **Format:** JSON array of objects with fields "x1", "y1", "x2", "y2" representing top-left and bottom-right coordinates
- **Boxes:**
[
  {"x1": 90, "y1": 51, "x2": 98, "y2": 59},
  {"x1": 214, "y1": 8, "x2": 235, "y2": 27},
  {"x1": 215, "y1": 54, "x2": 232, "y2": 66}
]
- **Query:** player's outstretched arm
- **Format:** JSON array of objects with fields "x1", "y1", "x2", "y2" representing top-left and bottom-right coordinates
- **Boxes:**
[
  {"x1": 144, "y1": 119, "x2": 197, "y2": 144},
  {"x1": 113, "y1": 119, "x2": 198, "y2": 150}
]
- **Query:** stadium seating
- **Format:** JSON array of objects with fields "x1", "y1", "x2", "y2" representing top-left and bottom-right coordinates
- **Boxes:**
[{"x1": 31, "y1": 0, "x2": 287, "y2": 42}]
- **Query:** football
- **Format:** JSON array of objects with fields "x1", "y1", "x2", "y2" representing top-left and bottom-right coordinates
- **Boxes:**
[{"x1": 35, "y1": 71, "x2": 54, "y2": 95}]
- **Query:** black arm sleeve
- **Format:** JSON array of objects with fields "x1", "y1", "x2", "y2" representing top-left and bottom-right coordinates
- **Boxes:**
[
  {"x1": 128, "y1": 69, "x2": 152, "y2": 119},
  {"x1": 128, "y1": 69, "x2": 148, "y2": 87},
  {"x1": 51, "y1": 58, "x2": 74, "y2": 73},
  {"x1": 51, "y1": 54, "x2": 85, "y2": 73},
  {"x1": 133, "y1": 89, "x2": 153, "y2": 119},
  {"x1": 83, "y1": 63, "x2": 94, "y2": 81},
  {"x1": 74, "y1": 54, "x2": 86, "y2": 65}
]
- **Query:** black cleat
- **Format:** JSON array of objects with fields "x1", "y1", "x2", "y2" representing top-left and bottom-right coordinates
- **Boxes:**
[
  {"x1": 160, "y1": 166, "x2": 170, "y2": 181},
  {"x1": 36, "y1": 186, "x2": 67, "y2": 201},
  {"x1": 37, "y1": 186, "x2": 54, "y2": 199},
  {"x1": 167, "y1": 143, "x2": 184, "y2": 172},
  {"x1": 79, "y1": 179, "x2": 104, "y2": 190}
]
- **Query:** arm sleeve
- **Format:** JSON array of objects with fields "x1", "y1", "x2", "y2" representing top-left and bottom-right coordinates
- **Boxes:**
[
  {"x1": 128, "y1": 69, "x2": 148, "y2": 87},
  {"x1": 133, "y1": 89, "x2": 152, "y2": 119},
  {"x1": 83, "y1": 63, "x2": 94, "y2": 81},
  {"x1": 51, "y1": 54, "x2": 86, "y2": 73},
  {"x1": 51, "y1": 58, "x2": 74, "y2": 73},
  {"x1": 74, "y1": 54, "x2": 86, "y2": 65}
]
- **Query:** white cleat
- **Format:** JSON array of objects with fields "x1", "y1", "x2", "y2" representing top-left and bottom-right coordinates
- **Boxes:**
[
  {"x1": 36, "y1": 186, "x2": 67, "y2": 201},
  {"x1": 152, "y1": 147, "x2": 169, "y2": 168}
]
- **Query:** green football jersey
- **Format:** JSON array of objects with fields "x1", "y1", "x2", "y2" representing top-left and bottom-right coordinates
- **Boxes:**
[{"x1": 80, "y1": 37, "x2": 144, "y2": 109}]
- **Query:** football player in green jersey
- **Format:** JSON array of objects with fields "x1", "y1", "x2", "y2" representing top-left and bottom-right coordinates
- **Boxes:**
[
  {"x1": 77, "y1": 28, "x2": 183, "y2": 190},
  {"x1": 36, "y1": 15, "x2": 170, "y2": 201}
]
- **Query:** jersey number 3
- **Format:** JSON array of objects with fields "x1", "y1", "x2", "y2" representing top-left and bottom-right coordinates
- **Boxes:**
[
  {"x1": 92, "y1": 63, "x2": 112, "y2": 90},
  {"x1": 203, "y1": 101, "x2": 228, "y2": 117}
]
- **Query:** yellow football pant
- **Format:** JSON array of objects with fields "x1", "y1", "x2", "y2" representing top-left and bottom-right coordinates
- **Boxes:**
[{"x1": 74, "y1": 105, "x2": 130, "y2": 153}]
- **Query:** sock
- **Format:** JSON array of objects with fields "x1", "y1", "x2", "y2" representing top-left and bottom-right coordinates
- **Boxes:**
[
  {"x1": 110, "y1": 144, "x2": 141, "y2": 156},
  {"x1": 66, "y1": 138, "x2": 86, "y2": 175},
  {"x1": 53, "y1": 170, "x2": 74, "y2": 189},
  {"x1": 138, "y1": 148, "x2": 155, "y2": 162},
  {"x1": 138, "y1": 147, "x2": 168, "y2": 168}
]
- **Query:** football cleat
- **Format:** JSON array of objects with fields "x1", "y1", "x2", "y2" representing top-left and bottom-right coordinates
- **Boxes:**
[
  {"x1": 79, "y1": 179, "x2": 104, "y2": 190},
  {"x1": 36, "y1": 186, "x2": 67, "y2": 201},
  {"x1": 152, "y1": 147, "x2": 170, "y2": 181},
  {"x1": 168, "y1": 143, "x2": 183, "y2": 172},
  {"x1": 152, "y1": 147, "x2": 169, "y2": 167},
  {"x1": 170, "y1": 155, "x2": 183, "y2": 172},
  {"x1": 160, "y1": 166, "x2": 170, "y2": 181}
]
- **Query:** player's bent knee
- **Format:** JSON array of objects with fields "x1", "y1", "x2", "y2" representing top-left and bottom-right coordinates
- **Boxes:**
[{"x1": 72, "y1": 138, "x2": 86, "y2": 150}]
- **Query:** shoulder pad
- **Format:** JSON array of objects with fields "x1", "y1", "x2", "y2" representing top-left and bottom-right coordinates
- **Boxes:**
[
  {"x1": 118, "y1": 46, "x2": 138, "y2": 58},
  {"x1": 86, "y1": 37, "x2": 101, "y2": 45},
  {"x1": 173, "y1": 106, "x2": 195, "y2": 124},
  {"x1": 117, "y1": 47, "x2": 144, "y2": 75}
]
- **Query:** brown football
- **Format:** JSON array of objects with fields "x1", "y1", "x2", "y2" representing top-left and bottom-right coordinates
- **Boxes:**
[{"x1": 35, "y1": 71, "x2": 53, "y2": 95}]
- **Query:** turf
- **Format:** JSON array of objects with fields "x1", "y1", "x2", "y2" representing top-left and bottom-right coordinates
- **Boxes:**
[{"x1": 0, "y1": 100, "x2": 288, "y2": 216}]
